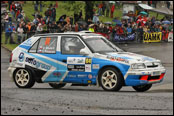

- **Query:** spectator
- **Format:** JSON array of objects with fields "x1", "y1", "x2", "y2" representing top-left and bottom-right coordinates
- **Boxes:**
[
  {"x1": 75, "y1": 22, "x2": 79, "y2": 32},
  {"x1": 51, "y1": 5, "x2": 56, "y2": 21},
  {"x1": 110, "y1": 4, "x2": 115, "y2": 18},
  {"x1": 92, "y1": 14, "x2": 99, "y2": 24},
  {"x1": 127, "y1": 23, "x2": 132, "y2": 35},
  {"x1": 98, "y1": 3, "x2": 103, "y2": 16},
  {"x1": 70, "y1": 15, "x2": 73, "y2": 25},
  {"x1": 89, "y1": 25, "x2": 95, "y2": 32},
  {"x1": 3, "y1": 12, "x2": 9, "y2": 31},
  {"x1": 10, "y1": 2, "x2": 16, "y2": 19},
  {"x1": 5, "y1": 23, "x2": 16, "y2": 44},
  {"x1": 26, "y1": 22, "x2": 32, "y2": 38},
  {"x1": 36, "y1": 23, "x2": 43, "y2": 34},
  {"x1": 17, "y1": 23, "x2": 24, "y2": 44},
  {"x1": 22, "y1": 22, "x2": 28, "y2": 42},
  {"x1": 30, "y1": 22, "x2": 37, "y2": 36},
  {"x1": 34, "y1": 1, "x2": 39, "y2": 12},
  {"x1": 40, "y1": 1, "x2": 43, "y2": 12},
  {"x1": 66, "y1": 16, "x2": 70, "y2": 25},
  {"x1": 102, "y1": 2, "x2": 106, "y2": 16},
  {"x1": 137, "y1": 25, "x2": 144, "y2": 42}
]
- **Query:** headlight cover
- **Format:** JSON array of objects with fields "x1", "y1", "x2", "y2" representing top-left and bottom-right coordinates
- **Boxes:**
[
  {"x1": 131, "y1": 63, "x2": 146, "y2": 69},
  {"x1": 154, "y1": 62, "x2": 163, "y2": 67}
]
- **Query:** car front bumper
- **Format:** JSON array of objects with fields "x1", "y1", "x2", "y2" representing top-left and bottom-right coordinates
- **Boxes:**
[{"x1": 124, "y1": 67, "x2": 166, "y2": 86}]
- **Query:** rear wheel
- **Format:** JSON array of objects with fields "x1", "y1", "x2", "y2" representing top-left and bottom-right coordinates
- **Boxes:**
[
  {"x1": 49, "y1": 83, "x2": 66, "y2": 89},
  {"x1": 132, "y1": 84, "x2": 152, "y2": 92},
  {"x1": 14, "y1": 69, "x2": 35, "y2": 88},
  {"x1": 99, "y1": 67, "x2": 124, "y2": 91}
]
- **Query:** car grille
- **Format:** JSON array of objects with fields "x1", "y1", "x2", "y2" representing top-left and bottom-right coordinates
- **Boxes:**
[
  {"x1": 146, "y1": 62, "x2": 159, "y2": 68},
  {"x1": 147, "y1": 75, "x2": 160, "y2": 80},
  {"x1": 147, "y1": 65, "x2": 158, "y2": 68}
]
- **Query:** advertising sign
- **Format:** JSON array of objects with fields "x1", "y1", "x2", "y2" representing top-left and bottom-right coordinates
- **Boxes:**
[
  {"x1": 143, "y1": 32, "x2": 162, "y2": 43},
  {"x1": 168, "y1": 32, "x2": 173, "y2": 42}
]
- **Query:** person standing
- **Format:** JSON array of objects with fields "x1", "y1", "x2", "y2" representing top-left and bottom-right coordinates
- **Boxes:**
[
  {"x1": 36, "y1": 23, "x2": 43, "y2": 34},
  {"x1": 40, "y1": 1, "x2": 43, "y2": 12},
  {"x1": 51, "y1": 5, "x2": 56, "y2": 21},
  {"x1": 3, "y1": 12, "x2": 9, "y2": 31},
  {"x1": 17, "y1": 23, "x2": 24, "y2": 44},
  {"x1": 110, "y1": 4, "x2": 115, "y2": 18},
  {"x1": 22, "y1": 22, "x2": 28, "y2": 42}
]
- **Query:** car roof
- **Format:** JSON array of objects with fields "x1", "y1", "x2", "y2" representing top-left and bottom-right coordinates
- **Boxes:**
[{"x1": 33, "y1": 32, "x2": 102, "y2": 37}]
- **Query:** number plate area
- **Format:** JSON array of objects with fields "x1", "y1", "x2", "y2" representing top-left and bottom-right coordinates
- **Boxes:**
[{"x1": 151, "y1": 71, "x2": 161, "y2": 76}]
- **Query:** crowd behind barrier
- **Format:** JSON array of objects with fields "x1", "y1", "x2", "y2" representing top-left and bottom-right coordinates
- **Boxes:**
[{"x1": 1, "y1": 1, "x2": 173, "y2": 45}]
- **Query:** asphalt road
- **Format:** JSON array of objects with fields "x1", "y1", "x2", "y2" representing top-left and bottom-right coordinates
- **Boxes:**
[{"x1": 1, "y1": 42, "x2": 173, "y2": 115}]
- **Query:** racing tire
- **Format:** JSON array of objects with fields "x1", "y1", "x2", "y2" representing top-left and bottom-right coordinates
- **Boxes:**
[
  {"x1": 49, "y1": 83, "x2": 66, "y2": 89},
  {"x1": 99, "y1": 67, "x2": 124, "y2": 91},
  {"x1": 13, "y1": 69, "x2": 35, "y2": 88},
  {"x1": 132, "y1": 84, "x2": 152, "y2": 92}
]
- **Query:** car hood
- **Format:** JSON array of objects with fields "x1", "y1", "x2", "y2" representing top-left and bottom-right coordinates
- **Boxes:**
[{"x1": 94, "y1": 52, "x2": 159, "y2": 64}]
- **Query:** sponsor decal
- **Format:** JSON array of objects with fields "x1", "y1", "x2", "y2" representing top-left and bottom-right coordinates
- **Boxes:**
[
  {"x1": 16, "y1": 63, "x2": 23, "y2": 66},
  {"x1": 18, "y1": 52, "x2": 25, "y2": 62},
  {"x1": 107, "y1": 56, "x2": 129, "y2": 64},
  {"x1": 67, "y1": 57, "x2": 92, "y2": 64},
  {"x1": 67, "y1": 57, "x2": 86, "y2": 64},
  {"x1": 93, "y1": 64, "x2": 100, "y2": 69},
  {"x1": 25, "y1": 57, "x2": 51, "y2": 70},
  {"x1": 67, "y1": 65, "x2": 74, "y2": 69},
  {"x1": 78, "y1": 74, "x2": 87, "y2": 78},
  {"x1": 68, "y1": 75, "x2": 76, "y2": 78},
  {"x1": 53, "y1": 72, "x2": 62, "y2": 77},
  {"x1": 88, "y1": 74, "x2": 92, "y2": 79},
  {"x1": 85, "y1": 64, "x2": 91, "y2": 72},
  {"x1": 68, "y1": 64, "x2": 85, "y2": 72},
  {"x1": 87, "y1": 80, "x2": 92, "y2": 83}
]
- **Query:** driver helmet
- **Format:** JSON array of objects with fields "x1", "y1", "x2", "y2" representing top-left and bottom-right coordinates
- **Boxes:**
[{"x1": 65, "y1": 41, "x2": 76, "y2": 51}]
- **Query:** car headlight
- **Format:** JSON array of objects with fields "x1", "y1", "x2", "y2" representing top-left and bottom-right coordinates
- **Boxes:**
[
  {"x1": 154, "y1": 62, "x2": 163, "y2": 67},
  {"x1": 131, "y1": 63, "x2": 146, "y2": 69}
]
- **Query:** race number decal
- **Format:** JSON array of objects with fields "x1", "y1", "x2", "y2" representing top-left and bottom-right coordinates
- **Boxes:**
[{"x1": 85, "y1": 58, "x2": 92, "y2": 64}]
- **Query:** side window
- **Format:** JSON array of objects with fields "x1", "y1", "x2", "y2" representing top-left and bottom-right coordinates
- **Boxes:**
[
  {"x1": 61, "y1": 36, "x2": 85, "y2": 54},
  {"x1": 37, "y1": 37, "x2": 57, "y2": 54},
  {"x1": 29, "y1": 40, "x2": 39, "y2": 53}
]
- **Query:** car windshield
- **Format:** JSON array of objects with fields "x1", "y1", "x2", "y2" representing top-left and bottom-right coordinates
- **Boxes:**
[{"x1": 82, "y1": 36, "x2": 124, "y2": 53}]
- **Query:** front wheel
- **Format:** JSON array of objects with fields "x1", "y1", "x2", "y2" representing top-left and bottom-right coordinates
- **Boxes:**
[
  {"x1": 99, "y1": 67, "x2": 124, "y2": 91},
  {"x1": 14, "y1": 69, "x2": 35, "y2": 88},
  {"x1": 132, "y1": 84, "x2": 152, "y2": 92},
  {"x1": 49, "y1": 83, "x2": 66, "y2": 89}
]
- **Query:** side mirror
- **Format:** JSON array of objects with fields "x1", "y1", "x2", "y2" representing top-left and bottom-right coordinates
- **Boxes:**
[{"x1": 80, "y1": 48, "x2": 89, "y2": 56}]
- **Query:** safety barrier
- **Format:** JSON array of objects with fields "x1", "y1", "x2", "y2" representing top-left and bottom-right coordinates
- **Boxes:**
[{"x1": 2, "y1": 30, "x2": 173, "y2": 45}]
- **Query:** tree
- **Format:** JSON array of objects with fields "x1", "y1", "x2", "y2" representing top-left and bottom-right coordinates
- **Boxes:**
[{"x1": 85, "y1": 1, "x2": 94, "y2": 22}]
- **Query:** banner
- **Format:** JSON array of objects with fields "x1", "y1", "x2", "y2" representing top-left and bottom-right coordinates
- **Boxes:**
[
  {"x1": 143, "y1": 32, "x2": 162, "y2": 43},
  {"x1": 168, "y1": 32, "x2": 173, "y2": 42},
  {"x1": 114, "y1": 33, "x2": 135, "y2": 41}
]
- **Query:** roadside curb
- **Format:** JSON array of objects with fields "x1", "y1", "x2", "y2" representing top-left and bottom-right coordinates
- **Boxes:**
[{"x1": 1, "y1": 44, "x2": 12, "y2": 52}]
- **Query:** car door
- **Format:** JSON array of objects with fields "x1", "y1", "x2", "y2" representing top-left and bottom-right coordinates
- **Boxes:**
[
  {"x1": 28, "y1": 36, "x2": 60, "y2": 82},
  {"x1": 57, "y1": 35, "x2": 93, "y2": 84}
]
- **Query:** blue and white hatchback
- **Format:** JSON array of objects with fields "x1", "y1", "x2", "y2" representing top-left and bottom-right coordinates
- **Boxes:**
[{"x1": 8, "y1": 32, "x2": 166, "y2": 92}]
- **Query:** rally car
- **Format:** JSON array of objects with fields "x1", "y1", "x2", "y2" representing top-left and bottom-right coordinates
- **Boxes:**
[{"x1": 8, "y1": 32, "x2": 166, "y2": 92}]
